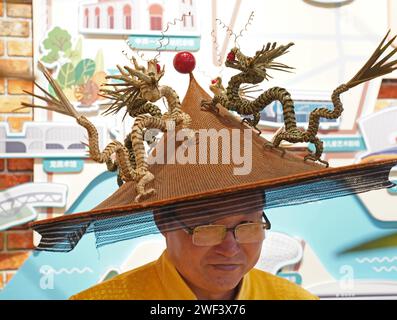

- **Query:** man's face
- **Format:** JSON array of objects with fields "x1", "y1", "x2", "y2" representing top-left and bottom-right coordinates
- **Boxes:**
[{"x1": 164, "y1": 209, "x2": 264, "y2": 298}]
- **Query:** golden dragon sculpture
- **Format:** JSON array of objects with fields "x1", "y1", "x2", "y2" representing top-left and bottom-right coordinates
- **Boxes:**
[
  {"x1": 202, "y1": 31, "x2": 397, "y2": 167},
  {"x1": 20, "y1": 56, "x2": 193, "y2": 202}
]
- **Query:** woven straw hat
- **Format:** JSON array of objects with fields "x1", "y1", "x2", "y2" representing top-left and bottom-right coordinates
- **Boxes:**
[{"x1": 29, "y1": 73, "x2": 397, "y2": 252}]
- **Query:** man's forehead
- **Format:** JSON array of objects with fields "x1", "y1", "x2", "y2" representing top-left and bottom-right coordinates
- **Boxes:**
[
  {"x1": 153, "y1": 191, "x2": 265, "y2": 229},
  {"x1": 176, "y1": 208, "x2": 263, "y2": 227},
  {"x1": 211, "y1": 211, "x2": 262, "y2": 224},
  {"x1": 175, "y1": 192, "x2": 264, "y2": 214}
]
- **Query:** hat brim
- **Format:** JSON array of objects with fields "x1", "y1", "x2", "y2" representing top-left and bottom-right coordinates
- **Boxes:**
[{"x1": 31, "y1": 158, "x2": 396, "y2": 252}]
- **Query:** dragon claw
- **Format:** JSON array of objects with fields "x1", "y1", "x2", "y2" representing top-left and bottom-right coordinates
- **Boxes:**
[
  {"x1": 201, "y1": 100, "x2": 219, "y2": 113},
  {"x1": 263, "y1": 141, "x2": 286, "y2": 157},
  {"x1": 117, "y1": 175, "x2": 124, "y2": 187},
  {"x1": 319, "y1": 159, "x2": 329, "y2": 168},
  {"x1": 134, "y1": 188, "x2": 156, "y2": 202},
  {"x1": 252, "y1": 124, "x2": 262, "y2": 135},
  {"x1": 241, "y1": 118, "x2": 261, "y2": 135},
  {"x1": 241, "y1": 118, "x2": 251, "y2": 125},
  {"x1": 304, "y1": 154, "x2": 329, "y2": 167},
  {"x1": 134, "y1": 171, "x2": 156, "y2": 202}
]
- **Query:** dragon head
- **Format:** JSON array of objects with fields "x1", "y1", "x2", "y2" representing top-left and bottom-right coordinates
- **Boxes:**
[
  {"x1": 101, "y1": 55, "x2": 166, "y2": 117},
  {"x1": 129, "y1": 58, "x2": 165, "y2": 102},
  {"x1": 209, "y1": 77, "x2": 226, "y2": 96},
  {"x1": 225, "y1": 42, "x2": 295, "y2": 81},
  {"x1": 146, "y1": 59, "x2": 165, "y2": 83}
]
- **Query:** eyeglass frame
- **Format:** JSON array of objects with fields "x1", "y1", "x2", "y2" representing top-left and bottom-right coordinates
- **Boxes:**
[{"x1": 170, "y1": 211, "x2": 271, "y2": 245}]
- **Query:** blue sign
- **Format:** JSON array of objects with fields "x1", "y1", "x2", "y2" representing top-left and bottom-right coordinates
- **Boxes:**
[
  {"x1": 277, "y1": 272, "x2": 302, "y2": 285},
  {"x1": 308, "y1": 136, "x2": 366, "y2": 153},
  {"x1": 43, "y1": 158, "x2": 84, "y2": 173},
  {"x1": 261, "y1": 101, "x2": 340, "y2": 127},
  {"x1": 127, "y1": 35, "x2": 201, "y2": 51}
]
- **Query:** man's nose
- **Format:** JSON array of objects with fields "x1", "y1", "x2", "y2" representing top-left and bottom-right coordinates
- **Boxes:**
[{"x1": 214, "y1": 230, "x2": 240, "y2": 257}]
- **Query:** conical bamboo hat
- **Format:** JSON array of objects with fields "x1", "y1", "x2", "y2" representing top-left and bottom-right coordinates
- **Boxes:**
[{"x1": 30, "y1": 74, "x2": 397, "y2": 252}]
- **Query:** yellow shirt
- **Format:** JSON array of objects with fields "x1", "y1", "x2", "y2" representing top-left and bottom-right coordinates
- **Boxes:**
[{"x1": 70, "y1": 250, "x2": 318, "y2": 300}]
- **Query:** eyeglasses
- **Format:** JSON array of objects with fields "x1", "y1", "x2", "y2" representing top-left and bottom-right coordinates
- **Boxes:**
[{"x1": 176, "y1": 211, "x2": 271, "y2": 247}]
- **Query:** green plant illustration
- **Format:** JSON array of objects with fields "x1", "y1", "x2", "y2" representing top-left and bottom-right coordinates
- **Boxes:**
[
  {"x1": 41, "y1": 27, "x2": 73, "y2": 64},
  {"x1": 75, "y1": 59, "x2": 96, "y2": 85},
  {"x1": 58, "y1": 63, "x2": 75, "y2": 89},
  {"x1": 95, "y1": 49, "x2": 104, "y2": 73},
  {"x1": 69, "y1": 37, "x2": 83, "y2": 67},
  {"x1": 40, "y1": 26, "x2": 106, "y2": 106},
  {"x1": 339, "y1": 232, "x2": 397, "y2": 255}
]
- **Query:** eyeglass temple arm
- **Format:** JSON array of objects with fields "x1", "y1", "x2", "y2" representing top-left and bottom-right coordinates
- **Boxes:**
[{"x1": 262, "y1": 211, "x2": 271, "y2": 230}]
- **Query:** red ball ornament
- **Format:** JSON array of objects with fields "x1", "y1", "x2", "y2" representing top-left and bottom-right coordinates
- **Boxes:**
[
  {"x1": 156, "y1": 63, "x2": 161, "y2": 73},
  {"x1": 173, "y1": 51, "x2": 196, "y2": 74},
  {"x1": 211, "y1": 79, "x2": 217, "y2": 84},
  {"x1": 227, "y1": 51, "x2": 236, "y2": 62}
]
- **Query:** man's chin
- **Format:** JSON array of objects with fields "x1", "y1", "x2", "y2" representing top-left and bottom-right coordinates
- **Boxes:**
[{"x1": 206, "y1": 265, "x2": 244, "y2": 287}]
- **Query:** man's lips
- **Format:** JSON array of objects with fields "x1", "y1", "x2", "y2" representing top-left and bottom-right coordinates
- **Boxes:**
[{"x1": 209, "y1": 264, "x2": 242, "y2": 271}]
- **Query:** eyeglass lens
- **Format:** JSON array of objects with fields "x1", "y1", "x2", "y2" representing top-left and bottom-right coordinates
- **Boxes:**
[{"x1": 192, "y1": 223, "x2": 265, "y2": 246}]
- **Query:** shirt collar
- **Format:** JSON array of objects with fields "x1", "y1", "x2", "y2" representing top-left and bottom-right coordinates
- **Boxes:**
[
  {"x1": 235, "y1": 273, "x2": 252, "y2": 300},
  {"x1": 155, "y1": 250, "x2": 197, "y2": 300}
]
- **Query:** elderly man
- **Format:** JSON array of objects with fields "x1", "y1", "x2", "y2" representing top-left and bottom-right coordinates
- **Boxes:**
[{"x1": 70, "y1": 192, "x2": 317, "y2": 300}]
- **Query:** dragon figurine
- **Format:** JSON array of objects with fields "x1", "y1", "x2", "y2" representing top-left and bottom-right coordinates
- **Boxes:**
[
  {"x1": 20, "y1": 56, "x2": 193, "y2": 202},
  {"x1": 202, "y1": 31, "x2": 397, "y2": 167},
  {"x1": 100, "y1": 56, "x2": 165, "y2": 186}
]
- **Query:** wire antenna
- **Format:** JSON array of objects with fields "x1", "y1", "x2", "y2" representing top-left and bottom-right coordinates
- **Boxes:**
[{"x1": 155, "y1": 12, "x2": 193, "y2": 60}]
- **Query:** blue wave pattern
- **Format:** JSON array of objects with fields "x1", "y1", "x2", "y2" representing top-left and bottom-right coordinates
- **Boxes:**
[{"x1": 267, "y1": 194, "x2": 397, "y2": 281}]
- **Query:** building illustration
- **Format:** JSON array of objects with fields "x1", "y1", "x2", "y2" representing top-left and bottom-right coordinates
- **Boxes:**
[{"x1": 80, "y1": 0, "x2": 197, "y2": 34}]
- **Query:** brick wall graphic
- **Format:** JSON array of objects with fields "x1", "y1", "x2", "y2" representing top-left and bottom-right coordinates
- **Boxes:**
[
  {"x1": 0, "y1": 0, "x2": 33, "y2": 127},
  {"x1": 0, "y1": 0, "x2": 35, "y2": 291}
]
